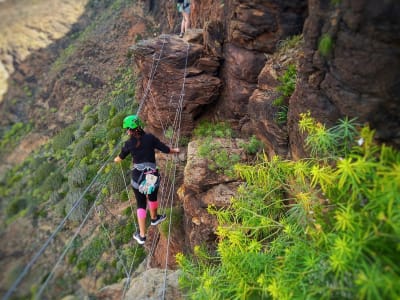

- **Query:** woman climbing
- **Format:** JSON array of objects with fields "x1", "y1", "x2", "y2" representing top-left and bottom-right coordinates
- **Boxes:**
[{"x1": 114, "y1": 115, "x2": 180, "y2": 245}]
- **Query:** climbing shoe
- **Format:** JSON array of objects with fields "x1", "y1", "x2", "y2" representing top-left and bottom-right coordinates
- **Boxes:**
[
  {"x1": 151, "y1": 214, "x2": 167, "y2": 226},
  {"x1": 133, "y1": 232, "x2": 146, "y2": 245}
]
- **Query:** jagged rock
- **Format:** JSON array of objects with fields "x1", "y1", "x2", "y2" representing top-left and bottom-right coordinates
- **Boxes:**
[
  {"x1": 214, "y1": 0, "x2": 307, "y2": 122},
  {"x1": 179, "y1": 138, "x2": 246, "y2": 252},
  {"x1": 203, "y1": 20, "x2": 224, "y2": 58},
  {"x1": 246, "y1": 41, "x2": 303, "y2": 158},
  {"x1": 289, "y1": 0, "x2": 400, "y2": 158},
  {"x1": 124, "y1": 268, "x2": 182, "y2": 300},
  {"x1": 130, "y1": 34, "x2": 222, "y2": 138}
]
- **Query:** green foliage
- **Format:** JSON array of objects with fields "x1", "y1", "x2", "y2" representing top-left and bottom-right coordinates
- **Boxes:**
[
  {"x1": 68, "y1": 165, "x2": 88, "y2": 188},
  {"x1": 318, "y1": 34, "x2": 333, "y2": 57},
  {"x1": 240, "y1": 135, "x2": 263, "y2": 155},
  {"x1": 80, "y1": 114, "x2": 97, "y2": 133},
  {"x1": 108, "y1": 111, "x2": 126, "y2": 130},
  {"x1": 76, "y1": 232, "x2": 109, "y2": 273},
  {"x1": 114, "y1": 218, "x2": 135, "y2": 246},
  {"x1": 41, "y1": 170, "x2": 64, "y2": 193},
  {"x1": 98, "y1": 103, "x2": 111, "y2": 122},
  {"x1": 273, "y1": 64, "x2": 296, "y2": 124},
  {"x1": 159, "y1": 207, "x2": 183, "y2": 237},
  {"x1": 6, "y1": 197, "x2": 28, "y2": 217},
  {"x1": 0, "y1": 122, "x2": 32, "y2": 156},
  {"x1": 52, "y1": 124, "x2": 77, "y2": 151},
  {"x1": 277, "y1": 34, "x2": 303, "y2": 53},
  {"x1": 107, "y1": 164, "x2": 127, "y2": 195},
  {"x1": 32, "y1": 161, "x2": 56, "y2": 185},
  {"x1": 73, "y1": 138, "x2": 93, "y2": 160},
  {"x1": 178, "y1": 115, "x2": 400, "y2": 299},
  {"x1": 198, "y1": 137, "x2": 240, "y2": 177},
  {"x1": 110, "y1": 67, "x2": 136, "y2": 111},
  {"x1": 274, "y1": 64, "x2": 296, "y2": 105},
  {"x1": 299, "y1": 112, "x2": 359, "y2": 159},
  {"x1": 193, "y1": 121, "x2": 233, "y2": 138},
  {"x1": 64, "y1": 189, "x2": 89, "y2": 222}
]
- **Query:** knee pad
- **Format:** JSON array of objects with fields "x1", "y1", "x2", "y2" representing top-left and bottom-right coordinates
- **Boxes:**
[
  {"x1": 137, "y1": 208, "x2": 146, "y2": 219},
  {"x1": 148, "y1": 201, "x2": 158, "y2": 210}
]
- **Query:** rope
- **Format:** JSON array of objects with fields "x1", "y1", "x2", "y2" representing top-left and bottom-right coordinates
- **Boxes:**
[
  {"x1": 4, "y1": 34, "x2": 184, "y2": 300},
  {"x1": 2, "y1": 151, "x2": 115, "y2": 300},
  {"x1": 119, "y1": 163, "x2": 142, "y2": 300},
  {"x1": 34, "y1": 172, "x2": 111, "y2": 299},
  {"x1": 160, "y1": 41, "x2": 190, "y2": 299}
]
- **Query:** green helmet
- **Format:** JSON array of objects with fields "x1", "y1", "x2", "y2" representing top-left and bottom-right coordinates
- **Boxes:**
[{"x1": 123, "y1": 115, "x2": 143, "y2": 129}]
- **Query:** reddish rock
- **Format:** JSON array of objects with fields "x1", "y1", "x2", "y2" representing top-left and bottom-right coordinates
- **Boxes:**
[
  {"x1": 289, "y1": 0, "x2": 400, "y2": 158},
  {"x1": 131, "y1": 34, "x2": 222, "y2": 137}
]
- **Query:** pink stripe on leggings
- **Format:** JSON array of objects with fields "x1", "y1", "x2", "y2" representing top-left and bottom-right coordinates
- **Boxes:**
[
  {"x1": 137, "y1": 208, "x2": 146, "y2": 219},
  {"x1": 148, "y1": 201, "x2": 158, "y2": 209}
]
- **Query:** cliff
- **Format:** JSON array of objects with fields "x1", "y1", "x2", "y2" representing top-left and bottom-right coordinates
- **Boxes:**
[{"x1": 0, "y1": 0, "x2": 399, "y2": 299}]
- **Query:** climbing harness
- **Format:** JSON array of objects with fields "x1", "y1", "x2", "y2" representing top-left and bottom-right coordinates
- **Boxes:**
[{"x1": 130, "y1": 162, "x2": 160, "y2": 194}]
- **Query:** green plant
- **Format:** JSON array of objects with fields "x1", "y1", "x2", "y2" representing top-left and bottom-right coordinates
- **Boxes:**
[
  {"x1": 76, "y1": 232, "x2": 109, "y2": 273},
  {"x1": 318, "y1": 34, "x2": 333, "y2": 57},
  {"x1": 73, "y1": 138, "x2": 93, "y2": 160},
  {"x1": 159, "y1": 207, "x2": 183, "y2": 237},
  {"x1": 107, "y1": 164, "x2": 127, "y2": 194},
  {"x1": 6, "y1": 197, "x2": 28, "y2": 217},
  {"x1": 114, "y1": 219, "x2": 135, "y2": 245},
  {"x1": 240, "y1": 135, "x2": 263, "y2": 155},
  {"x1": 273, "y1": 64, "x2": 296, "y2": 124},
  {"x1": 193, "y1": 121, "x2": 233, "y2": 138},
  {"x1": 277, "y1": 34, "x2": 303, "y2": 53},
  {"x1": 178, "y1": 115, "x2": 400, "y2": 299},
  {"x1": 197, "y1": 137, "x2": 240, "y2": 177},
  {"x1": 64, "y1": 188, "x2": 89, "y2": 222},
  {"x1": 52, "y1": 124, "x2": 77, "y2": 151},
  {"x1": 0, "y1": 122, "x2": 32, "y2": 155},
  {"x1": 299, "y1": 112, "x2": 359, "y2": 159},
  {"x1": 68, "y1": 165, "x2": 88, "y2": 188}
]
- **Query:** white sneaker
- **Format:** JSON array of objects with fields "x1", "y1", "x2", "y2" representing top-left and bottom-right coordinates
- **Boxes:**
[{"x1": 133, "y1": 232, "x2": 146, "y2": 245}]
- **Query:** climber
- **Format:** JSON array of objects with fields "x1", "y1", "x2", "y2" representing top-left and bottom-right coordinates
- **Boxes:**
[
  {"x1": 114, "y1": 115, "x2": 180, "y2": 245},
  {"x1": 177, "y1": 0, "x2": 191, "y2": 38}
]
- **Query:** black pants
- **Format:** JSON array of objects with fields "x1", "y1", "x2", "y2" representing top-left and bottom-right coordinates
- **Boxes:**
[
  {"x1": 132, "y1": 186, "x2": 159, "y2": 209},
  {"x1": 131, "y1": 168, "x2": 159, "y2": 209}
]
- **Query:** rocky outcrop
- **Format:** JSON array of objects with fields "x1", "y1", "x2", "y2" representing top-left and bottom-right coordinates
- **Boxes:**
[
  {"x1": 180, "y1": 138, "x2": 246, "y2": 253},
  {"x1": 247, "y1": 43, "x2": 302, "y2": 158},
  {"x1": 288, "y1": 0, "x2": 400, "y2": 158},
  {"x1": 215, "y1": 0, "x2": 307, "y2": 122},
  {"x1": 130, "y1": 32, "x2": 222, "y2": 138}
]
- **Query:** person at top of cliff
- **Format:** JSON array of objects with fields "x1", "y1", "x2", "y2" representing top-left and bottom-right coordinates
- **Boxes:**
[
  {"x1": 177, "y1": 0, "x2": 191, "y2": 38},
  {"x1": 114, "y1": 114, "x2": 180, "y2": 245}
]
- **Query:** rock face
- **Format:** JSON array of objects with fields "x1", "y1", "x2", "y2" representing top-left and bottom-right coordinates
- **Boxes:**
[
  {"x1": 0, "y1": 0, "x2": 89, "y2": 102},
  {"x1": 131, "y1": 32, "x2": 222, "y2": 138},
  {"x1": 180, "y1": 139, "x2": 246, "y2": 252},
  {"x1": 247, "y1": 43, "x2": 302, "y2": 158},
  {"x1": 288, "y1": 0, "x2": 400, "y2": 158},
  {"x1": 2, "y1": 0, "x2": 400, "y2": 298},
  {"x1": 215, "y1": 0, "x2": 308, "y2": 122}
]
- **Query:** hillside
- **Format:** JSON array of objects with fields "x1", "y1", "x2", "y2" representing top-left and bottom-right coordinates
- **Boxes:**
[{"x1": 0, "y1": 0, "x2": 399, "y2": 299}]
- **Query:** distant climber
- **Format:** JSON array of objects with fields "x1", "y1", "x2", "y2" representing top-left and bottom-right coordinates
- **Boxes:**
[
  {"x1": 177, "y1": 0, "x2": 191, "y2": 38},
  {"x1": 114, "y1": 115, "x2": 180, "y2": 245}
]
